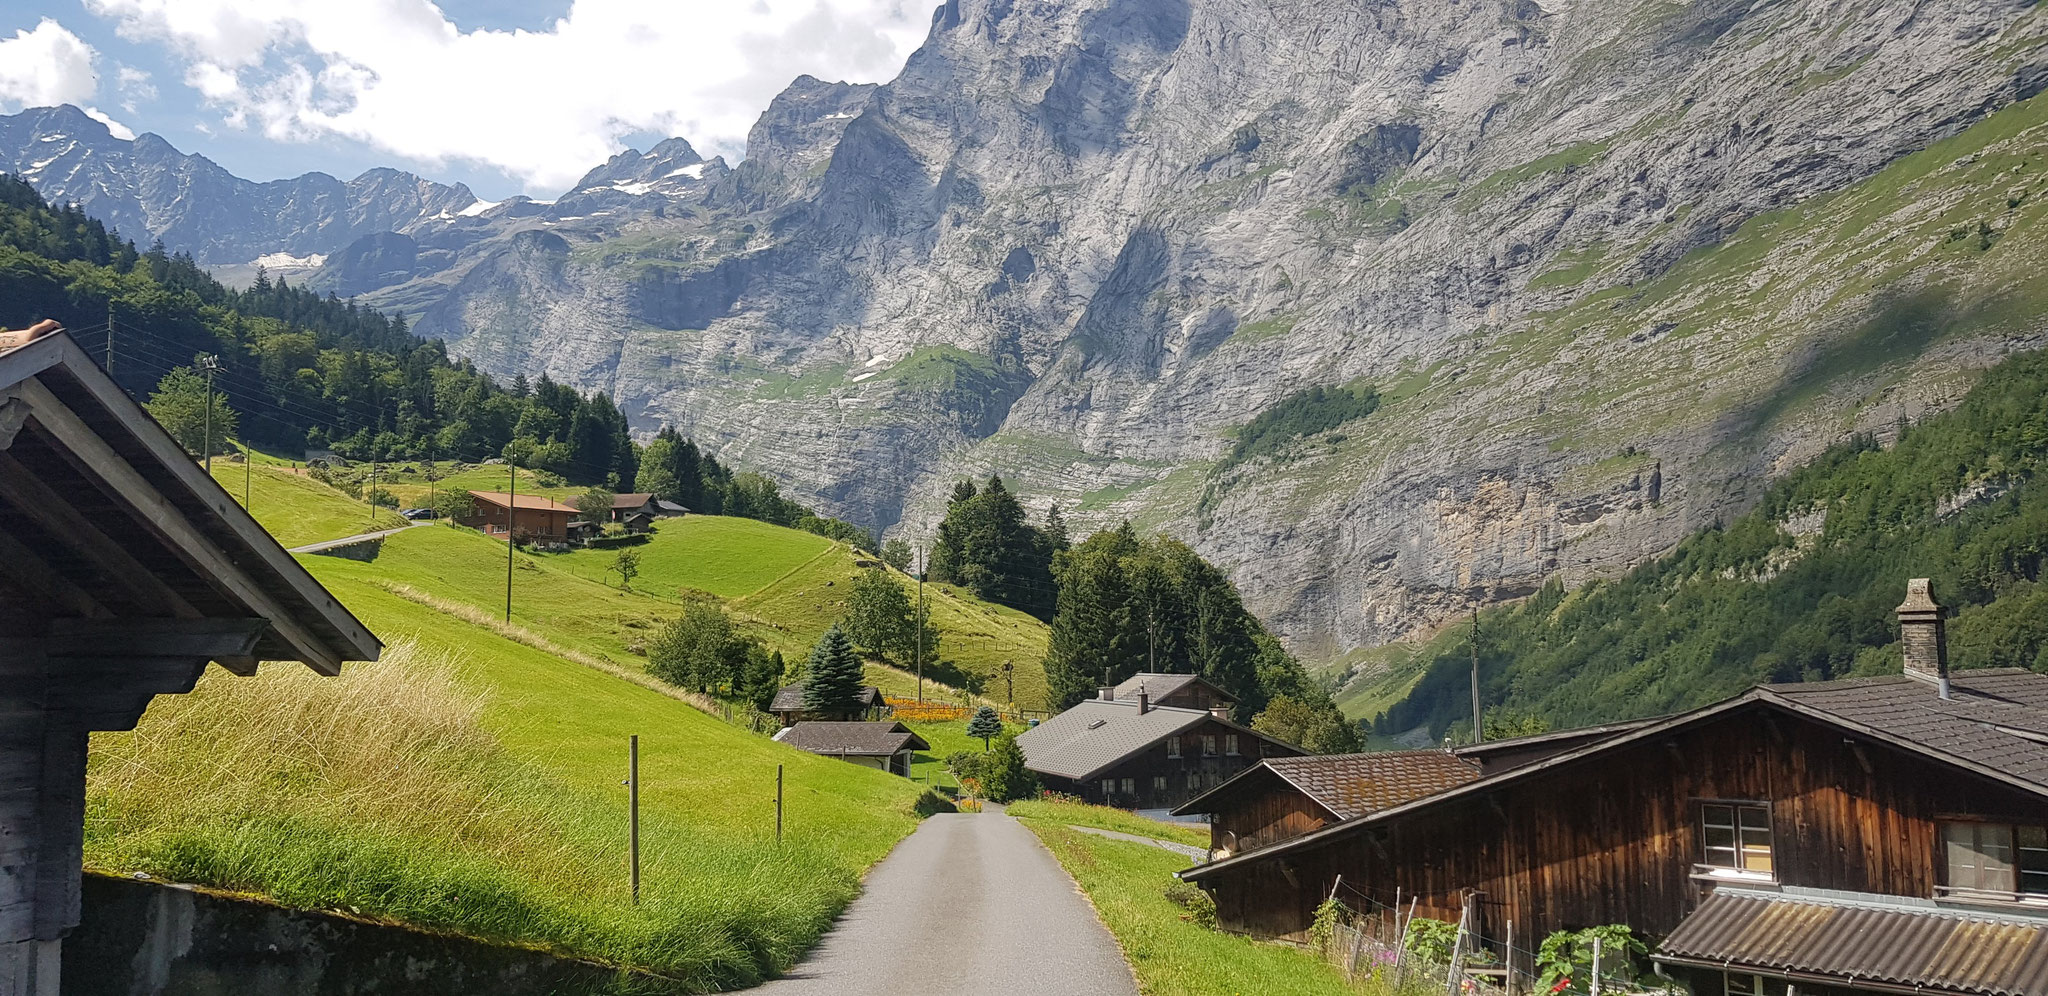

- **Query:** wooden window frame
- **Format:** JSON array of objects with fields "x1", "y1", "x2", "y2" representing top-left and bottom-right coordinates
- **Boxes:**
[
  {"x1": 1202, "y1": 734, "x2": 1218, "y2": 756},
  {"x1": 1225, "y1": 733, "x2": 1240, "y2": 756},
  {"x1": 1694, "y1": 799, "x2": 1776, "y2": 883},
  {"x1": 1101, "y1": 778, "x2": 1116, "y2": 798},
  {"x1": 1725, "y1": 972, "x2": 1763, "y2": 996},
  {"x1": 1937, "y1": 819, "x2": 2048, "y2": 903},
  {"x1": 1166, "y1": 735, "x2": 1181, "y2": 758},
  {"x1": 1153, "y1": 775, "x2": 1168, "y2": 793},
  {"x1": 1120, "y1": 776, "x2": 1135, "y2": 796}
]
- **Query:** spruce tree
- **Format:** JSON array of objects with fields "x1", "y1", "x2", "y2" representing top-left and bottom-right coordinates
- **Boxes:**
[
  {"x1": 803, "y1": 624, "x2": 865, "y2": 712},
  {"x1": 967, "y1": 705, "x2": 1004, "y2": 751}
]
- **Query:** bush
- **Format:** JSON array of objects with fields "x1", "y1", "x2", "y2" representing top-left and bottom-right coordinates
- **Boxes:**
[
  {"x1": 1404, "y1": 916, "x2": 1457, "y2": 963},
  {"x1": 365, "y1": 487, "x2": 400, "y2": 509},
  {"x1": 1164, "y1": 880, "x2": 1217, "y2": 929},
  {"x1": 978, "y1": 733, "x2": 1037, "y2": 802},
  {"x1": 585, "y1": 534, "x2": 651, "y2": 550},
  {"x1": 945, "y1": 751, "x2": 985, "y2": 783}
]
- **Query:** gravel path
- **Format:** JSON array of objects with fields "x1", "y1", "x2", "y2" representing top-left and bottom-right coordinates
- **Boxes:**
[
  {"x1": 753, "y1": 808, "x2": 1138, "y2": 995},
  {"x1": 1068, "y1": 825, "x2": 1209, "y2": 861}
]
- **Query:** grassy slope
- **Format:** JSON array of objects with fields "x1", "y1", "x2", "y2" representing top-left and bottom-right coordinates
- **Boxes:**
[
  {"x1": 546, "y1": 517, "x2": 1054, "y2": 711},
  {"x1": 377, "y1": 462, "x2": 588, "y2": 506},
  {"x1": 205, "y1": 457, "x2": 406, "y2": 548},
  {"x1": 1013, "y1": 811, "x2": 1372, "y2": 996},
  {"x1": 87, "y1": 566, "x2": 929, "y2": 990}
]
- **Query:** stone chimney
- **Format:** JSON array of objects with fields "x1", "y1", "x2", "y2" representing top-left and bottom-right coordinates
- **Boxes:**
[
  {"x1": 1896, "y1": 577, "x2": 1950, "y2": 698},
  {"x1": 1098, "y1": 684, "x2": 1114, "y2": 701},
  {"x1": 1136, "y1": 686, "x2": 1149, "y2": 714}
]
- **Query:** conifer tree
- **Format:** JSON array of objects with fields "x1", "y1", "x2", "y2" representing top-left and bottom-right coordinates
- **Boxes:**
[
  {"x1": 967, "y1": 705, "x2": 1004, "y2": 750},
  {"x1": 803, "y1": 624, "x2": 865, "y2": 712}
]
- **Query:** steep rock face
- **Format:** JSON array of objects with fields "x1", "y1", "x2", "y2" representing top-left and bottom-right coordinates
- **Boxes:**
[{"x1": 397, "y1": 0, "x2": 2048, "y2": 659}]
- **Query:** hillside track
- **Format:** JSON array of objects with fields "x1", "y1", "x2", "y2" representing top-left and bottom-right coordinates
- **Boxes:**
[{"x1": 754, "y1": 807, "x2": 1138, "y2": 995}]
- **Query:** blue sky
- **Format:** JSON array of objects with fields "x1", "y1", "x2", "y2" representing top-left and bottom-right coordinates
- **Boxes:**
[{"x1": 0, "y1": 0, "x2": 928, "y2": 200}]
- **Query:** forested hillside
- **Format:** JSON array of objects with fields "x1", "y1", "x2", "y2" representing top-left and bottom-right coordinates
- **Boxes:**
[
  {"x1": 1362, "y1": 344, "x2": 2048, "y2": 737},
  {"x1": 0, "y1": 175, "x2": 866, "y2": 540}
]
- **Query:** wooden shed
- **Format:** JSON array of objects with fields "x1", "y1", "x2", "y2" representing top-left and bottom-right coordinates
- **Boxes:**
[{"x1": 0, "y1": 324, "x2": 380, "y2": 994}]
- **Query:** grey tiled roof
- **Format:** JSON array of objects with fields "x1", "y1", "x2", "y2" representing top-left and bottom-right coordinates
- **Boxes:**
[
  {"x1": 1262, "y1": 750, "x2": 1484, "y2": 820},
  {"x1": 1764, "y1": 669, "x2": 2048, "y2": 790},
  {"x1": 1017, "y1": 700, "x2": 1216, "y2": 780},
  {"x1": 1112, "y1": 672, "x2": 1229, "y2": 703},
  {"x1": 1658, "y1": 887, "x2": 2048, "y2": 996},
  {"x1": 775, "y1": 721, "x2": 928, "y2": 756},
  {"x1": 769, "y1": 683, "x2": 882, "y2": 714}
]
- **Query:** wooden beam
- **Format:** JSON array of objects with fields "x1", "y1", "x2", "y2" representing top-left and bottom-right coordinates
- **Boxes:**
[
  {"x1": 47, "y1": 618, "x2": 265, "y2": 660},
  {"x1": 0, "y1": 396, "x2": 26, "y2": 450},
  {"x1": 20, "y1": 357, "x2": 377, "y2": 663},
  {"x1": 0, "y1": 451, "x2": 198, "y2": 620},
  {"x1": 13, "y1": 381, "x2": 341, "y2": 674},
  {"x1": 0, "y1": 530, "x2": 107, "y2": 620}
]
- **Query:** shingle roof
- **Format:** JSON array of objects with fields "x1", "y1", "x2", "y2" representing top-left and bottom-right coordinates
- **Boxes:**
[
  {"x1": 611, "y1": 493, "x2": 654, "y2": 508},
  {"x1": 468, "y1": 490, "x2": 579, "y2": 512},
  {"x1": 775, "y1": 721, "x2": 928, "y2": 756},
  {"x1": 1763, "y1": 669, "x2": 2048, "y2": 791},
  {"x1": 1017, "y1": 699, "x2": 1286, "y2": 781},
  {"x1": 1657, "y1": 887, "x2": 2048, "y2": 996},
  {"x1": 1112, "y1": 672, "x2": 1231, "y2": 704},
  {"x1": 768, "y1": 683, "x2": 881, "y2": 713},
  {"x1": 1264, "y1": 751, "x2": 1484, "y2": 819}
]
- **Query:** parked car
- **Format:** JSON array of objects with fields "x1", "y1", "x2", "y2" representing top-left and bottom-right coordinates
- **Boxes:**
[{"x1": 399, "y1": 507, "x2": 439, "y2": 520}]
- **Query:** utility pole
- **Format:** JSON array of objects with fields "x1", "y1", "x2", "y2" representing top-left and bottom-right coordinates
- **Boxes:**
[
  {"x1": 775, "y1": 764, "x2": 784, "y2": 843},
  {"x1": 197, "y1": 354, "x2": 220, "y2": 473},
  {"x1": 243, "y1": 440, "x2": 252, "y2": 509},
  {"x1": 628, "y1": 735, "x2": 640, "y2": 905},
  {"x1": 1469, "y1": 607, "x2": 1483, "y2": 744},
  {"x1": 367, "y1": 458, "x2": 379, "y2": 528},
  {"x1": 505, "y1": 457, "x2": 517, "y2": 622},
  {"x1": 915, "y1": 545, "x2": 927, "y2": 703},
  {"x1": 1003, "y1": 660, "x2": 1014, "y2": 707}
]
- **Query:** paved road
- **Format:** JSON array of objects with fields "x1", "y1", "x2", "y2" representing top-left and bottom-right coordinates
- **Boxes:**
[
  {"x1": 287, "y1": 521, "x2": 426, "y2": 554},
  {"x1": 755, "y1": 808, "x2": 1139, "y2": 995},
  {"x1": 1070, "y1": 824, "x2": 1209, "y2": 861}
]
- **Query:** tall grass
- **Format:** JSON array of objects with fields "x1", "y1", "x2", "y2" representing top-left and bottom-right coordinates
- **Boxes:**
[{"x1": 85, "y1": 638, "x2": 897, "y2": 991}]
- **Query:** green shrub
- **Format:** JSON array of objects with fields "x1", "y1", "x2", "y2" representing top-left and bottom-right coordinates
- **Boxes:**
[
  {"x1": 1404, "y1": 916, "x2": 1457, "y2": 963},
  {"x1": 1163, "y1": 880, "x2": 1218, "y2": 929}
]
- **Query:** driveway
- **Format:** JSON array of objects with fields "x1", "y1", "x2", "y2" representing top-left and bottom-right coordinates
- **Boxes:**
[{"x1": 754, "y1": 808, "x2": 1138, "y2": 995}]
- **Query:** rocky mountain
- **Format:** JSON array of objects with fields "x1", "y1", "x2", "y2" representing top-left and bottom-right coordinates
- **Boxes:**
[
  {"x1": 0, "y1": 104, "x2": 480, "y2": 273},
  {"x1": 8, "y1": 0, "x2": 2048, "y2": 668}
]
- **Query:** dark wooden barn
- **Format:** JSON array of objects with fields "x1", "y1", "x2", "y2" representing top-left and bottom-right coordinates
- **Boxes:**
[
  {"x1": 0, "y1": 324, "x2": 380, "y2": 994},
  {"x1": 1179, "y1": 580, "x2": 2048, "y2": 996},
  {"x1": 1017, "y1": 674, "x2": 1302, "y2": 810}
]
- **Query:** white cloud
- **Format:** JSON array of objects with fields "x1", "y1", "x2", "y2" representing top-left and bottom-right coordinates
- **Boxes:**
[
  {"x1": 83, "y1": 0, "x2": 931, "y2": 194},
  {"x1": 0, "y1": 18, "x2": 101, "y2": 110},
  {"x1": 116, "y1": 64, "x2": 156, "y2": 112},
  {"x1": 82, "y1": 106, "x2": 135, "y2": 139}
]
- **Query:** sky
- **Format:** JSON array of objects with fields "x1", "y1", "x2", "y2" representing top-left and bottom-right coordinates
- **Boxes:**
[{"x1": 0, "y1": 0, "x2": 931, "y2": 199}]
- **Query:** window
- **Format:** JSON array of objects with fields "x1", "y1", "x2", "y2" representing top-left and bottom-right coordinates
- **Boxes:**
[
  {"x1": 1153, "y1": 775, "x2": 1168, "y2": 793},
  {"x1": 1701, "y1": 803, "x2": 1773, "y2": 876},
  {"x1": 1942, "y1": 822, "x2": 2048, "y2": 898},
  {"x1": 1725, "y1": 973, "x2": 1763, "y2": 996},
  {"x1": 1101, "y1": 778, "x2": 1116, "y2": 798},
  {"x1": 1166, "y1": 736, "x2": 1181, "y2": 758},
  {"x1": 1225, "y1": 734, "x2": 1240, "y2": 756},
  {"x1": 1120, "y1": 777, "x2": 1135, "y2": 796},
  {"x1": 1202, "y1": 735, "x2": 1218, "y2": 756},
  {"x1": 1187, "y1": 771, "x2": 1202, "y2": 791}
]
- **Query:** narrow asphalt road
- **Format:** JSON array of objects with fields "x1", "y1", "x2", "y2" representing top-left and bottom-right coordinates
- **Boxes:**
[
  {"x1": 754, "y1": 808, "x2": 1139, "y2": 996},
  {"x1": 286, "y1": 521, "x2": 425, "y2": 554}
]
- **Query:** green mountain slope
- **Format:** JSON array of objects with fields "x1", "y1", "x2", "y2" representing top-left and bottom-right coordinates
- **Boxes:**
[{"x1": 1353, "y1": 342, "x2": 2048, "y2": 738}]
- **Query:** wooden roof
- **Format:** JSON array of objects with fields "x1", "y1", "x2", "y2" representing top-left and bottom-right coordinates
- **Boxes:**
[
  {"x1": 768, "y1": 683, "x2": 882, "y2": 713},
  {"x1": 1113, "y1": 672, "x2": 1235, "y2": 704},
  {"x1": 0, "y1": 328, "x2": 379, "y2": 673},
  {"x1": 775, "y1": 721, "x2": 929, "y2": 756},
  {"x1": 1174, "y1": 749, "x2": 1482, "y2": 819},
  {"x1": 467, "y1": 490, "x2": 579, "y2": 513}
]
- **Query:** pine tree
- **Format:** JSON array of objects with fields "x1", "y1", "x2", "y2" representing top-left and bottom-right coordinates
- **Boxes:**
[
  {"x1": 803, "y1": 625, "x2": 865, "y2": 712},
  {"x1": 967, "y1": 705, "x2": 1004, "y2": 751},
  {"x1": 979, "y1": 733, "x2": 1036, "y2": 802}
]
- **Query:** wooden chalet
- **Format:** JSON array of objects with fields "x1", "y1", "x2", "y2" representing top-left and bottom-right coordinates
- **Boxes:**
[
  {"x1": 1178, "y1": 579, "x2": 2048, "y2": 996},
  {"x1": 0, "y1": 323, "x2": 380, "y2": 994},
  {"x1": 774, "y1": 721, "x2": 928, "y2": 776},
  {"x1": 457, "y1": 490, "x2": 579, "y2": 543},
  {"x1": 1017, "y1": 673, "x2": 1302, "y2": 810},
  {"x1": 768, "y1": 682, "x2": 885, "y2": 726}
]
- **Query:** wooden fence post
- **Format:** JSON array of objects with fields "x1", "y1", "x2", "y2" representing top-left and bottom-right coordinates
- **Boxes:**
[
  {"x1": 1446, "y1": 902, "x2": 1470, "y2": 996},
  {"x1": 628, "y1": 734, "x2": 640, "y2": 905}
]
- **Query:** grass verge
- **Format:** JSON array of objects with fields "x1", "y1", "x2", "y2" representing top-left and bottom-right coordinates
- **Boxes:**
[{"x1": 1008, "y1": 798, "x2": 1210, "y2": 850}]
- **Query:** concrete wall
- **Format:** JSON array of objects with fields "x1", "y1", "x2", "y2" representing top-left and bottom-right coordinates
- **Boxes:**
[{"x1": 64, "y1": 875, "x2": 669, "y2": 995}]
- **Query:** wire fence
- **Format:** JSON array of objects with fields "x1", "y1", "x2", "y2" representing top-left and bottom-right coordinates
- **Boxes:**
[{"x1": 1311, "y1": 881, "x2": 1682, "y2": 996}]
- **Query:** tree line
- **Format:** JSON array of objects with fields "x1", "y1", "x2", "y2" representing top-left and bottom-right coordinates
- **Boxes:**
[
  {"x1": 1373, "y1": 343, "x2": 2048, "y2": 738},
  {"x1": 0, "y1": 174, "x2": 867, "y2": 542}
]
